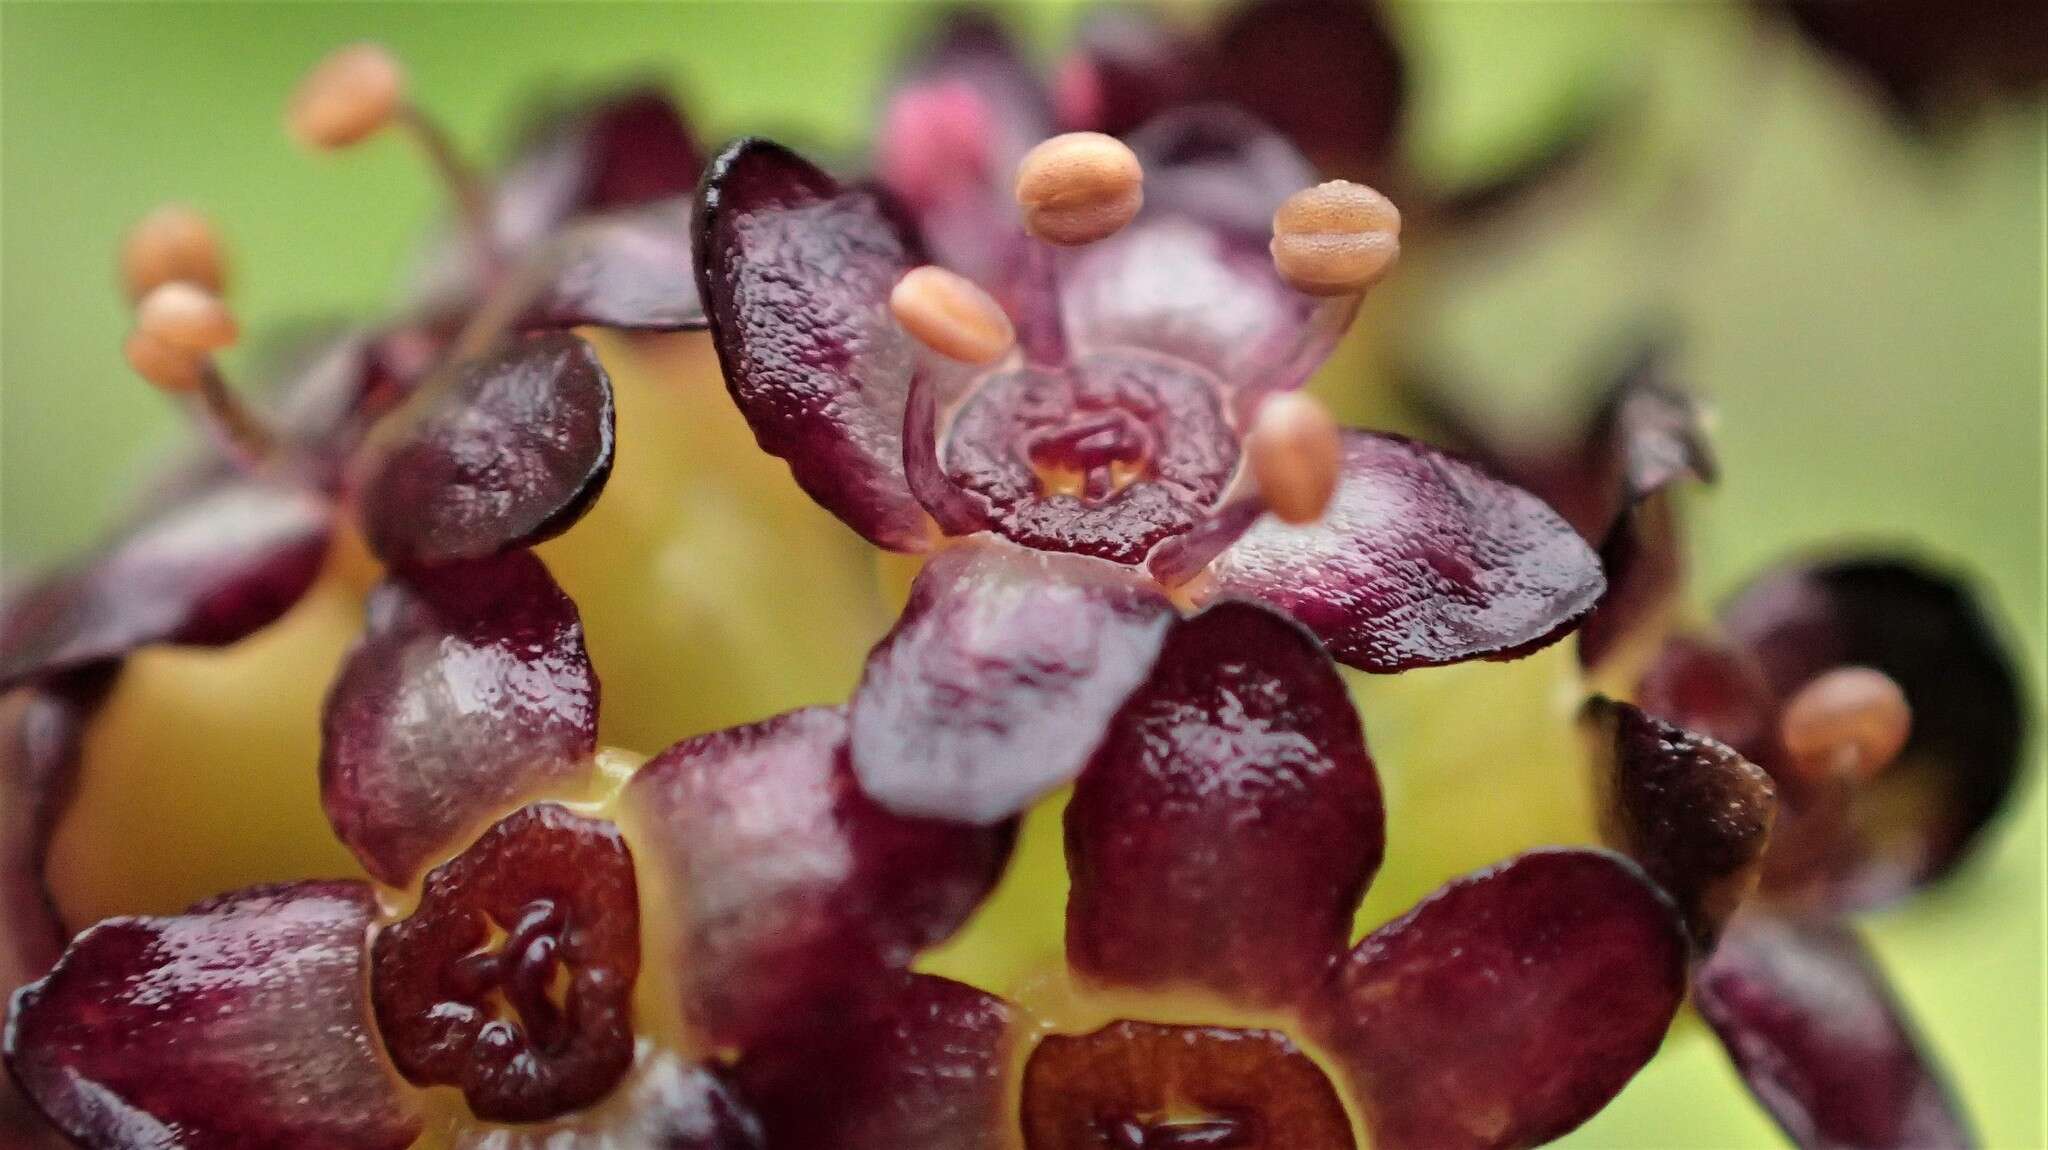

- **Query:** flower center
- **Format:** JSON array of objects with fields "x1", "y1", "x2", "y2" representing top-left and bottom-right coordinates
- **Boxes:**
[
  {"x1": 1019, "y1": 1020, "x2": 1356, "y2": 1149},
  {"x1": 945, "y1": 351, "x2": 1239, "y2": 563},
  {"x1": 372, "y1": 803, "x2": 640, "y2": 1123}
]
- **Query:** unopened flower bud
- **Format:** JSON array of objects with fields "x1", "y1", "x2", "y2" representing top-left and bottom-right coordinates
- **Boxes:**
[
  {"x1": 1779, "y1": 665, "x2": 1912, "y2": 783},
  {"x1": 123, "y1": 330, "x2": 205, "y2": 394},
  {"x1": 287, "y1": 43, "x2": 404, "y2": 150},
  {"x1": 1270, "y1": 180, "x2": 1401, "y2": 296},
  {"x1": 890, "y1": 266, "x2": 1015, "y2": 365},
  {"x1": 136, "y1": 282, "x2": 238, "y2": 352},
  {"x1": 1249, "y1": 393, "x2": 1342, "y2": 525},
  {"x1": 120, "y1": 205, "x2": 227, "y2": 302},
  {"x1": 1014, "y1": 132, "x2": 1143, "y2": 246}
]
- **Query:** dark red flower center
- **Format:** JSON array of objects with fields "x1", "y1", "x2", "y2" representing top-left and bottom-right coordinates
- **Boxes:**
[
  {"x1": 944, "y1": 351, "x2": 1239, "y2": 563},
  {"x1": 1019, "y1": 1020, "x2": 1356, "y2": 1149},
  {"x1": 371, "y1": 803, "x2": 640, "y2": 1123}
]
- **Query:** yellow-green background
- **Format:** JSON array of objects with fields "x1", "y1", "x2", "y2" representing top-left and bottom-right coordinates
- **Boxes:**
[{"x1": 1, "y1": 3, "x2": 2041, "y2": 1147}]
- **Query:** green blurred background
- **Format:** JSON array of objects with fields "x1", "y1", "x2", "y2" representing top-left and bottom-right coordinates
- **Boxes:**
[{"x1": 1, "y1": 3, "x2": 2041, "y2": 1146}]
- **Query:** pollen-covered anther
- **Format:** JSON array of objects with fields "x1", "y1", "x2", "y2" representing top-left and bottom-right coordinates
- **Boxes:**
[
  {"x1": 1270, "y1": 180, "x2": 1402, "y2": 297},
  {"x1": 1248, "y1": 393, "x2": 1342, "y2": 524},
  {"x1": 122, "y1": 330, "x2": 205, "y2": 394},
  {"x1": 1779, "y1": 665, "x2": 1912, "y2": 783},
  {"x1": 287, "y1": 42, "x2": 405, "y2": 150},
  {"x1": 120, "y1": 204, "x2": 227, "y2": 302},
  {"x1": 135, "y1": 282, "x2": 239, "y2": 352},
  {"x1": 890, "y1": 265, "x2": 1016, "y2": 365},
  {"x1": 1014, "y1": 131, "x2": 1145, "y2": 246}
]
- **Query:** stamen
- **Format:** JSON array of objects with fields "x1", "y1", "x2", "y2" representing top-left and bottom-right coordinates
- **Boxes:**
[
  {"x1": 1779, "y1": 665, "x2": 1912, "y2": 784},
  {"x1": 120, "y1": 204, "x2": 227, "y2": 303},
  {"x1": 1010, "y1": 241, "x2": 1072, "y2": 366},
  {"x1": 1270, "y1": 180, "x2": 1401, "y2": 297},
  {"x1": 126, "y1": 285, "x2": 276, "y2": 467},
  {"x1": 135, "y1": 282, "x2": 238, "y2": 352},
  {"x1": 1148, "y1": 394, "x2": 1342, "y2": 587},
  {"x1": 1015, "y1": 131, "x2": 1144, "y2": 246},
  {"x1": 902, "y1": 361, "x2": 990, "y2": 537},
  {"x1": 1247, "y1": 393, "x2": 1341, "y2": 524},
  {"x1": 890, "y1": 266, "x2": 1015, "y2": 365},
  {"x1": 288, "y1": 42, "x2": 494, "y2": 277}
]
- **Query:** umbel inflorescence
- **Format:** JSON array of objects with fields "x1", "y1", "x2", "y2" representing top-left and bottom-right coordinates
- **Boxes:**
[{"x1": 0, "y1": 6, "x2": 2032, "y2": 1150}]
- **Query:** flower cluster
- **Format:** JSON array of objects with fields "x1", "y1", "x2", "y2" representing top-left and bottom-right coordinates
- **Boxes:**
[{"x1": 1, "y1": 4, "x2": 2033, "y2": 1150}]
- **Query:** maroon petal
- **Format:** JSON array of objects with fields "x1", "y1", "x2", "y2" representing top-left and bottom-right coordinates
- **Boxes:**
[
  {"x1": 0, "y1": 472, "x2": 333, "y2": 691},
  {"x1": 1777, "y1": 0, "x2": 2048, "y2": 128},
  {"x1": 1583, "y1": 696, "x2": 1777, "y2": 951},
  {"x1": 1695, "y1": 914, "x2": 1971, "y2": 1150},
  {"x1": 1, "y1": 669, "x2": 115, "y2": 1149},
  {"x1": 495, "y1": 86, "x2": 704, "y2": 250},
  {"x1": 351, "y1": 331, "x2": 614, "y2": 567},
  {"x1": 320, "y1": 551, "x2": 598, "y2": 886},
  {"x1": 695, "y1": 138, "x2": 933, "y2": 552},
  {"x1": 848, "y1": 542, "x2": 1177, "y2": 822},
  {"x1": 740, "y1": 974, "x2": 1015, "y2": 1150},
  {"x1": 1720, "y1": 556, "x2": 2027, "y2": 910},
  {"x1": 1637, "y1": 634, "x2": 1781, "y2": 771},
  {"x1": 1124, "y1": 103, "x2": 1320, "y2": 241},
  {"x1": 1066, "y1": 600, "x2": 1382, "y2": 1006},
  {"x1": 1313, "y1": 849, "x2": 1687, "y2": 1150},
  {"x1": 1061, "y1": 215, "x2": 1319, "y2": 400},
  {"x1": 4, "y1": 881, "x2": 422, "y2": 1150},
  {"x1": 1209, "y1": 431, "x2": 1605, "y2": 673},
  {"x1": 447, "y1": 1052, "x2": 762, "y2": 1150},
  {"x1": 621, "y1": 707, "x2": 1014, "y2": 1051},
  {"x1": 518, "y1": 198, "x2": 705, "y2": 332},
  {"x1": 1206, "y1": 0, "x2": 1407, "y2": 175}
]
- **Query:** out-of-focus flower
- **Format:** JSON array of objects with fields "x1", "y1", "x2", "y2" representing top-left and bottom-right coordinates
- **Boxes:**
[
  {"x1": 736, "y1": 600, "x2": 1693, "y2": 1149},
  {"x1": 1763, "y1": 0, "x2": 2048, "y2": 130},
  {"x1": 5, "y1": 549, "x2": 1012, "y2": 1148},
  {"x1": 694, "y1": 118, "x2": 1606, "y2": 825}
]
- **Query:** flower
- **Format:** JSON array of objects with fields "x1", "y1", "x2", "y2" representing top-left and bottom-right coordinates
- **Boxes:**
[
  {"x1": 736, "y1": 599, "x2": 1693, "y2": 1150},
  {"x1": 693, "y1": 117, "x2": 1607, "y2": 825},
  {"x1": 1586, "y1": 554, "x2": 2025, "y2": 1149},
  {"x1": 4, "y1": 548, "x2": 1012, "y2": 1147},
  {"x1": 1763, "y1": 0, "x2": 2048, "y2": 131}
]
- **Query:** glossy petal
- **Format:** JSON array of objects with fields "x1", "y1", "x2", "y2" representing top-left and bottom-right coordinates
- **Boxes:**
[
  {"x1": 1695, "y1": 915, "x2": 1971, "y2": 1150},
  {"x1": 1, "y1": 669, "x2": 114, "y2": 1149},
  {"x1": 4, "y1": 881, "x2": 422, "y2": 1150},
  {"x1": 351, "y1": 332, "x2": 614, "y2": 566},
  {"x1": 1124, "y1": 103, "x2": 1320, "y2": 241},
  {"x1": 1210, "y1": 431, "x2": 1606, "y2": 673},
  {"x1": 1021, "y1": 1020, "x2": 1356, "y2": 1149},
  {"x1": 0, "y1": 472, "x2": 333, "y2": 691},
  {"x1": 451, "y1": 1049, "x2": 761, "y2": 1150},
  {"x1": 519, "y1": 198, "x2": 705, "y2": 332},
  {"x1": 1314, "y1": 849, "x2": 1687, "y2": 1150},
  {"x1": 1066, "y1": 601, "x2": 1382, "y2": 1006},
  {"x1": 321, "y1": 551, "x2": 598, "y2": 886},
  {"x1": 1061, "y1": 215, "x2": 1319, "y2": 399},
  {"x1": 848, "y1": 542, "x2": 1177, "y2": 822},
  {"x1": 495, "y1": 87, "x2": 704, "y2": 250},
  {"x1": 1720, "y1": 556, "x2": 2027, "y2": 909},
  {"x1": 1637, "y1": 634, "x2": 1780, "y2": 777},
  {"x1": 373, "y1": 804, "x2": 638, "y2": 1123},
  {"x1": 741, "y1": 974, "x2": 1015, "y2": 1150},
  {"x1": 1584, "y1": 696, "x2": 1777, "y2": 950},
  {"x1": 623, "y1": 707, "x2": 1014, "y2": 1049},
  {"x1": 1207, "y1": 0, "x2": 1406, "y2": 174},
  {"x1": 695, "y1": 138, "x2": 931, "y2": 551}
]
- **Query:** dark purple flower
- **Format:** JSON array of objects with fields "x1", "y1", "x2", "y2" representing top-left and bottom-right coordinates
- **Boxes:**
[
  {"x1": 740, "y1": 601, "x2": 1692, "y2": 1150},
  {"x1": 1587, "y1": 552, "x2": 2026, "y2": 1149},
  {"x1": 6, "y1": 549, "x2": 1013, "y2": 1147},
  {"x1": 695, "y1": 127, "x2": 1604, "y2": 822},
  {"x1": 1767, "y1": 0, "x2": 2048, "y2": 131}
]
